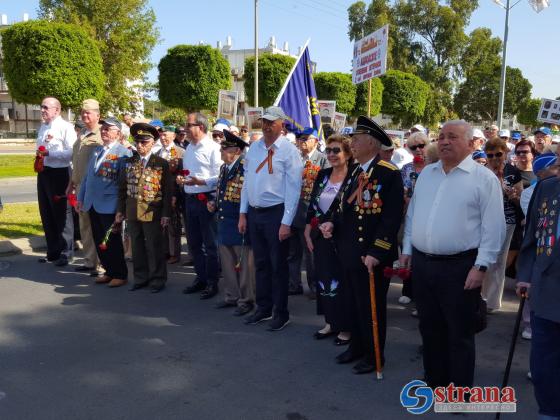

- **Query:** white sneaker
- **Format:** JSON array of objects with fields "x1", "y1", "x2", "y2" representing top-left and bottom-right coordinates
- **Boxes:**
[
  {"x1": 411, "y1": 309, "x2": 418, "y2": 317},
  {"x1": 521, "y1": 329, "x2": 532, "y2": 340},
  {"x1": 527, "y1": 371, "x2": 532, "y2": 380},
  {"x1": 398, "y1": 296, "x2": 412, "y2": 304}
]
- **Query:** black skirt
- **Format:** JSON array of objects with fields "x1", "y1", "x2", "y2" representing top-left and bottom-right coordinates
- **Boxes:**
[{"x1": 313, "y1": 234, "x2": 352, "y2": 332}]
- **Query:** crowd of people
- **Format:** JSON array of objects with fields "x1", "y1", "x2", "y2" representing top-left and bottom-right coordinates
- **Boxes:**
[{"x1": 33, "y1": 95, "x2": 560, "y2": 418}]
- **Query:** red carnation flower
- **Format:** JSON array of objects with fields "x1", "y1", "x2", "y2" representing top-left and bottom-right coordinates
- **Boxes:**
[
  {"x1": 67, "y1": 193, "x2": 78, "y2": 208},
  {"x1": 38, "y1": 146, "x2": 46, "y2": 152},
  {"x1": 98, "y1": 243, "x2": 108, "y2": 251},
  {"x1": 398, "y1": 268, "x2": 411, "y2": 281},
  {"x1": 180, "y1": 169, "x2": 190, "y2": 176},
  {"x1": 310, "y1": 217, "x2": 320, "y2": 229},
  {"x1": 197, "y1": 193, "x2": 208, "y2": 203},
  {"x1": 383, "y1": 267, "x2": 395, "y2": 278},
  {"x1": 413, "y1": 156, "x2": 424, "y2": 164}
]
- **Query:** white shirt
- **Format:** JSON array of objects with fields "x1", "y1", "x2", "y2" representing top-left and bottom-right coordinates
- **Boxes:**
[
  {"x1": 140, "y1": 151, "x2": 152, "y2": 168},
  {"x1": 520, "y1": 183, "x2": 536, "y2": 217},
  {"x1": 36, "y1": 115, "x2": 77, "y2": 168},
  {"x1": 392, "y1": 147, "x2": 413, "y2": 169},
  {"x1": 158, "y1": 144, "x2": 173, "y2": 160},
  {"x1": 240, "y1": 136, "x2": 303, "y2": 226},
  {"x1": 182, "y1": 135, "x2": 223, "y2": 193},
  {"x1": 94, "y1": 141, "x2": 117, "y2": 171},
  {"x1": 402, "y1": 155, "x2": 506, "y2": 267}
]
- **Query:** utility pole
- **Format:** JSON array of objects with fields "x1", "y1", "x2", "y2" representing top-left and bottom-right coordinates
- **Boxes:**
[
  {"x1": 254, "y1": 0, "x2": 259, "y2": 107},
  {"x1": 496, "y1": 0, "x2": 511, "y2": 129}
]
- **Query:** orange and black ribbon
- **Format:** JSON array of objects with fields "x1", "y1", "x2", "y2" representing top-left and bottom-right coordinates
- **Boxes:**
[
  {"x1": 347, "y1": 171, "x2": 369, "y2": 206},
  {"x1": 256, "y1": 148, "x2": 274, "y2": 174}
]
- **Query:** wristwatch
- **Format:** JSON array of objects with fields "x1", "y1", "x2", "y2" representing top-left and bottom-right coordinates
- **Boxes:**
[{"x1": 474, "y1": 264, "x2": 488, "y2": 272}]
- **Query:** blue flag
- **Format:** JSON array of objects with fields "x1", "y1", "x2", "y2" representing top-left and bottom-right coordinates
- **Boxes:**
[{"x1": 274, "y1": 45, "x2": 322, "y2": 140}]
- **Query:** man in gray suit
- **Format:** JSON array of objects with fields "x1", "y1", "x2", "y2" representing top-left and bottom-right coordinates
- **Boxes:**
[
  {"x1": 517, "y1": 175, "x2": 560, "y2": 420},
  {"x1": 288, "y1": 128, "x2": 328, "y2": 296}
]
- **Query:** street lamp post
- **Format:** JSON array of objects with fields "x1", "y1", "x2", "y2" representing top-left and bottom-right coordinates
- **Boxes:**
[
  {"x1": 496, "y1": 0, "x2": 511, "y2": 129},
  {"x1": 254, "y1": 0, "x2": 259, "y2": 107}
]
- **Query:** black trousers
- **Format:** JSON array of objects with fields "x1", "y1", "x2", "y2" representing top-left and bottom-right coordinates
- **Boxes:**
[
  {"x1": 37, "y1": 167, "x2": 70, "y2": 260},
  {"x1": 89, "y1": 209, "x2": 127, "y2": 279},
  {"x1": 128, "y1": 219, "x2": 167, "y2": 288},
  {"x1": 344, "y1": 264, "x2": 390, "y2": 365},
  {"x1": 287, "y1": 227, "x2": 316, "y2": 293},
  {"x1": 248, "y1": 205, "x2": 290, "y2": 319},
  {"x1": 412, "y1": 248, "x2": 479, "y2": 388}
]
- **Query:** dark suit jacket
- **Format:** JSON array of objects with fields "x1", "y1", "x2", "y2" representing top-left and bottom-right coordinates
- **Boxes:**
[
  {"x1": 333, "y1": 155, "x2": 404, "y2": 268},
  {"x1": 117, "y1": 154, "x2": 173, "y2": 222},
  {"x1": 517, "y1": 176, "x2": 560, "y2": 323},
  {"x1": 216, "y1": 158, "x2": 247, "y2": 246},
  {"x1": 305, "y1": 166, "x2": 353, "y2": 225}
]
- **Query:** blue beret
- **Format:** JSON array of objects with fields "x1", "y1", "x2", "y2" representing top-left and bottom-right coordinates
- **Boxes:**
[
  {"x1": 533, "y1": 153, "x2": 557, "y2": 174},
  {"x1": 472, "y1": 150, "x2": 487, "y2": 160}
]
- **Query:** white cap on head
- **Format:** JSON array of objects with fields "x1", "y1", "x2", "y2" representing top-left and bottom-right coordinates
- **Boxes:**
[
  {"x1": 498, "y1": 129, "x2": 510, "y2": 138},
  {"x1": 552, "y1": 135, "x2": 560, "y2": 144},
  {"x1": 472, "y1": 128, "x2": 485, "y2": 139},
  {"x1": 230, "y1": 125, "x2": 239, "y2": 133},
  {"x1": 411, "y1": 124, "x2": 425, "y2": 133},
  {"x1": 212, "y1": 123, "x2": 229, "y2": 132}
]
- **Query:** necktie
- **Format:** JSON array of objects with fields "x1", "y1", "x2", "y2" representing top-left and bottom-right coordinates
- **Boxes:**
[
  {"x1": 141, "y1": 158, "x2": 147, "y2": 172},
  {"x1": 256, "y1": 148, "x2": 274, "y2": 174}
]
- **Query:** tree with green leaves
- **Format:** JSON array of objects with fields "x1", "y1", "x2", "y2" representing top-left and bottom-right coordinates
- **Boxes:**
[
  {"x1": 314, "y1": 72, "x2": 357, "y2": 115},
  {"x1": 353, "y1": 78, "x2": 383, "y2": 117},
  {"x1": 244, "y1": 53, "x2": 296, "y2": 108},
  {"x1": 380, "y1": 70, "x2": 430, "y2": 126},
  {"x1": 517, "y1": 98, "x2": 542, "y2": 129},
  {"x1": 158, "y1": 45, "x2": 231, "y2": 112},
  {"x1": 454, "y1": 65, "x2": 532, "y2": 123},
  {"x1": 38, "y1": 0, "x2": 159, "y2": 113},
  {"x1": 1, "y1": 20, "x2": 104, "y2": 108}
]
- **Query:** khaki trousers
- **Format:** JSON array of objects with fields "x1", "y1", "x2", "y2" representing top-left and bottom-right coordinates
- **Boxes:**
[
  {"x1": 218, "y1": 245, "x2": 255, "y2": 306},
  {"x1": 79, "y1": 209, "x2": 99, "y2": 268}
]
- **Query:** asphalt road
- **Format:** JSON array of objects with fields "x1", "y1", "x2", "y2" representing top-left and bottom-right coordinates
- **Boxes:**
[
  {"x1": 0, "y1": 177, "x2": 37, "y2": 204},
  {"x1": 0, "y1": 251, "x2": 538, "y2": 420}
]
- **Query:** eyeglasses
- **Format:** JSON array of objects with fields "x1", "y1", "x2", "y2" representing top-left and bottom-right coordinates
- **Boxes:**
[
  {"x1": 409, "y1": 143, "x2": 426, "y2": 151},
  {"x1": 186, "y1": 123, "x2": 201, "y2": 128},
  {"x1": 212, "y1": 133, "x2": 224, "y2": 139},
  {"x1": 515, "y1": 150, "x2": 530, "y2": 155},
  {"x1": 296, "y1": 137, "x2": 309, "y2": 142},
  {"x1": 325, "y1": 147, "x2": 342, "y2": 154},
  {"x1": 486, "y1": 152, "x2": 504, "y2": 159},
  {"x1": 241, "y1": 129, "x2": 248, "y2": 133},
  {"x1": 40, "y1": 105, "x2": 57, "y2": 110}
]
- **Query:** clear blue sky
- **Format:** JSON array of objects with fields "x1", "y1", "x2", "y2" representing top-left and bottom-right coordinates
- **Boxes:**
[{"x1": 2, "y1": 0, "x2": 558, "y2": 99}]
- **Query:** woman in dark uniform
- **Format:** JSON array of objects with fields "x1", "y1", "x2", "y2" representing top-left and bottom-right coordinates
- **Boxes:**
[{"x1": 304, "y1": 135, "x2": 354, "y2": 345}]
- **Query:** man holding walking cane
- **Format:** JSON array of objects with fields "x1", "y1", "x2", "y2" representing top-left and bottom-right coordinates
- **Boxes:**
[
  {"x1": 400, "y1": 120, "x2": 505, "y2": 389},
  {"x1": 321, "y1": 116, "x2": 404, "y2": 375},
  {"x1": 516, "y1": 175, "x2": 560, "y2": 420}
]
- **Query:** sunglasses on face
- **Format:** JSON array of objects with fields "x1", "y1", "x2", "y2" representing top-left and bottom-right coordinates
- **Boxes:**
[
  {"x1": 212, "y1": 133, "x2": 224, "y2": 138},
  {"x1": 241, "y1": 129, "x2": 248, "y2": 133},
  {"x1": 486, "y1": 152, "x2": 504, "y2": 159},
  {"x1": 515, "y1": 150, "x2": 530, "y2": 155},
  {"x1": 409, "y1": 143, "x2": 426, "y2": 151},
  {"x1": 325, "y1": 147, "x2": 342, "y2": 154},
  {"x1": 186, "y1": 123, "x2": 200, "y2": 128}
]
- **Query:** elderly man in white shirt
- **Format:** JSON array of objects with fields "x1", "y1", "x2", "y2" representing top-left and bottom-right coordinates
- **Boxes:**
[
  {"x1": 36, "y1": 96, "x2": 77, "y2": 266},
  {"x1": 179, "y1": 112, "x2": 223, "y2": 299},
  {"x1": 400, "y1": 120, "x2": 505, "y2": 390},
  {"x1": 238, "y1": 106, "x2": 303, "y2": 331}
]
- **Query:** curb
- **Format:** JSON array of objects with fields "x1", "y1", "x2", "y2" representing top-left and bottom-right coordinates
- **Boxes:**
[{"x1": 0, "y1": 235, "x2": 46, "y2": 256}]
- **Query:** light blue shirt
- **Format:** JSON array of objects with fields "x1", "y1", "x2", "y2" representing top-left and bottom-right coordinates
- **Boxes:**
[{"x1": 240, "y1": 136, "x2": 303, "y2": 226}]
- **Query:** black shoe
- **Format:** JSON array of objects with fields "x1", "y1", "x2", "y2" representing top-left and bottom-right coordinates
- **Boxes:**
[
  {"x1": 200, "y1": 285, "x2": 218, "y2": 300},
  {"x1": 150, "y1": 285, "x2": 165, "y2": 293},
  {"x1": 90, "y1": 271, "x2": 100, "y2": 277},
  {"x1": 336, "y1": 349, "x2": 363, "y2": 364},
  {"x1": 183, "y1": 281, "x2": 206, "y2": 294},
  {"x1": 352, "y1": 359, "x2": 376, "y2": 375},
  {"x1": 54, "y1": 257, "x2": 69, "y2": 267},
  {"x1": 267, "y1": 317, "x2": 290, "y2": 331},
  {"x1": 181, "y1": 260, "x2": 194, "y2": 267},
  {"x1": 313, "y1": 330, "x2": 335, "y2": 340},
  {"x1": 129, "y1": 283, "x2": 149, "y2": 291},
  {"x1": 334, "y1": 336, "x2": 351, "y2": 346},
  {"x1": 288, "y1": 288, "x2": 304, "y2": 296},
  {"x1": 244, "y1": 311, "x2": 273, "y2": 325},
  {"x1": 215, "y1": 301, "x2": 236, "y2": 309},
  {"x1": 233, "y1": 303, "x2": 254, "y2": 316},
  {"x1": 38, "y1": 256, "x2": 57, "y2": 263}
]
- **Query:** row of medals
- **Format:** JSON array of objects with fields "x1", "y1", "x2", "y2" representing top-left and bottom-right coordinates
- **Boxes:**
[
  {"x1": 224, "y1": 175, "x2": 243, "y2": 202},
  {"x1": 537, "y1": 198, "x2": 557, "y2": 256},
  {"x1": 126, "y1": 165, "x2": 162, "y2": 202}
]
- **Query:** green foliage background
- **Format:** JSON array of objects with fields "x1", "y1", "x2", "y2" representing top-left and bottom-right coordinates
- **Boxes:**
[
  {"x1": 244, "y1": 53, "x2": 296, "y2": 107},
  {"x1": 1, "y1": 20, "x2": 104, "y2": 108},
  {"x1": 380, "y1": 70, "x2": 430, "y2": 126}
]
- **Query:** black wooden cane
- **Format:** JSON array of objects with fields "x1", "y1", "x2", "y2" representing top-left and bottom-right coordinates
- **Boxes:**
[{"x1": 495, "y1": 288, "x2": 527, "y2": 420}]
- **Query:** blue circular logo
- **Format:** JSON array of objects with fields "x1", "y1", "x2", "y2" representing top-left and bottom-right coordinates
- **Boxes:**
[{"x1": 400, "y1": 380, "x2": 434, "y2": 415}]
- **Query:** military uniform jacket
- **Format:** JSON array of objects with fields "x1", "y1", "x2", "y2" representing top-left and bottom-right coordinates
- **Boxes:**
[
  {"x1": 333, "y1": 156, "x2": 404, "y2": 268},
  {"x1": 517, "y1": 176, "x2": 560, "y2": 323},
  {"x1": 156, "y1": 144, "x2": 185, "y2": 206},
  {"x1": 292, "y1": 149, "x2": 329, "y2": 229},
  {"x1": 216, "y1": 158, "x2": 248, "y2": 246},
  {"x1": 117, "y1": 154, "x2": 173, "y2": 222}
]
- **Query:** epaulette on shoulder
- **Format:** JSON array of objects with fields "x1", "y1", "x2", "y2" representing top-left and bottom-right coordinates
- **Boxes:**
[{"x1": 377, "y1": 160, "x2": 398, "y2": 171}]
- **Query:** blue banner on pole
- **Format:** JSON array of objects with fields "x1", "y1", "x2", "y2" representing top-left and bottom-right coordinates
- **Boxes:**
[{"x1": 274, "y1": 46, "x2": 322, "y2": 140}]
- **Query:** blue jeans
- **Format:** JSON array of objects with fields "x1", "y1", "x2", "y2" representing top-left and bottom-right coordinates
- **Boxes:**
[
  {"x1": 531, "y1": 313, "x2": 560, "y2": 418},
  {"x1": 183, "y1": 195, "x2": 218, "y2": 287}
]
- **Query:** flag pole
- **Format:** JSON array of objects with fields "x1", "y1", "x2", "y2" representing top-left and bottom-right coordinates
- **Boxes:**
[
  {"x1": 254, "y1": 0, "x2": 259, "y2": 107},
  {"x1": 273, "y1": 38, "x2": 311, "y2": 106},
  {"x1": 367, "y1": 78, "x2": 372, "y2": 117}
]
